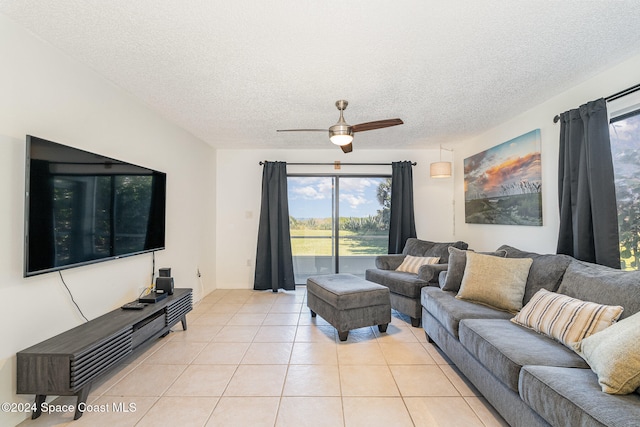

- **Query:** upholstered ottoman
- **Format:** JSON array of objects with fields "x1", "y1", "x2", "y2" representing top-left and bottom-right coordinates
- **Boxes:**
[{"x1": 306, "y1": 274, "x2": 391, "y2": 341}]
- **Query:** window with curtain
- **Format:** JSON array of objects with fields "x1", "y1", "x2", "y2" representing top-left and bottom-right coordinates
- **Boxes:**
[
  {"x1": 609, "y1": 99, "x2": 640, "y2": 270},
  {"x1": 287, "y1": 175, "x2": 391, "y2": 284}
]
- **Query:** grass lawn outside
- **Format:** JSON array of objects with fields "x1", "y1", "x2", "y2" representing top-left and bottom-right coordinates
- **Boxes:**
[{"x1": 290, "y1": 229, "x2": 388, "y2": 256}]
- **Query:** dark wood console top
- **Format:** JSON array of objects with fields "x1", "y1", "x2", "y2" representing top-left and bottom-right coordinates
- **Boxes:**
[{"x1": 18, "y1": 288, "x2": 191, "y2": 356}]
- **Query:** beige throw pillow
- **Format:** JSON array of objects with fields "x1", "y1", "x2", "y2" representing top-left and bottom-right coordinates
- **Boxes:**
[
  {"x1": 573, "y1": 311, "x2": 640, "y2": 394},
  {"x1": 396, "y1": 255, "x2": 440, "y2": 274},
  {"x1": 441, "y1": 247, "x2": 507, "y2": 292},
  {"x1": 456, "y1": 251, "x2": 532, "y2": 313},
  {"x1": 512, "y1": 289, "x2": 623, "y2": 349}
]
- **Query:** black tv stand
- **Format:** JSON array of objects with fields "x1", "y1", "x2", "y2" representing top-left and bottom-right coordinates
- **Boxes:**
[{"x1": 16, "y1": 288, "x2": 192, "y2": 420}]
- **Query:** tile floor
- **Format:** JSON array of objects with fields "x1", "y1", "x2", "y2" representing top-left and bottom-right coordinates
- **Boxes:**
[{"x1": 18, "y1": 287, "x2": 508, "y2": 427}]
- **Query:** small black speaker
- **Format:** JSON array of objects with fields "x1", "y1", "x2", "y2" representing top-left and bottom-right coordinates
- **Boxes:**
[
  {"x1": 156, "y1": 277, "x2": 174, "y2": 295},
  {"x1": 159, "y1": 268, "x2": 171, "y2": 277}
]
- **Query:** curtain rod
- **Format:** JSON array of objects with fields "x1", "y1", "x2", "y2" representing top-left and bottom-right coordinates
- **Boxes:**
[
  {"x1": 553, "y1": 82, "x2": 640, "y2": 123},
  {"x1": 258, "y1": 161, "x2": 417, "y2": 166}
]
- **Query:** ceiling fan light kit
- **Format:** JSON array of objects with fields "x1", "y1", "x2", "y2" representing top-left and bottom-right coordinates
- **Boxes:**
[
  {"x1": 329, "y1": 133, "x2": 354, "y2": 146},
  {"x1": 277, "y1": 99, "x2": 403, "y2": 153}
]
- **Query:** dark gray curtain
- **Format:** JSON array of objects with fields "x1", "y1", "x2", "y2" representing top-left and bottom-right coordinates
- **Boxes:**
[
  {"x1": 557, "y1": 98, "x2": 620, "y2": 268},
  {"x1": 388, "y1": 161, "x2": 417, "y2": 254},
  {"x1": 254, "y1": 161, "x2": 295, "y2": 291}
]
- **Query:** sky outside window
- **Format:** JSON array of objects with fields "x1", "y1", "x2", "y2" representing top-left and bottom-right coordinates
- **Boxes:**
[{"x1": 288, "y1": 176, "x2": 386, "y2": 218}]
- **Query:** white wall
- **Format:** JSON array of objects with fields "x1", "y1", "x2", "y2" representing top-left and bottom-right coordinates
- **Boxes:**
[
  {"x1": 216, "y1": 148, "x2": 455, "y2": 288},
  {"x1": 0, "y1": 15, "x2": 216, "y2": 426},
  {"x1": 451, "y1": 53, "x2": 640, "y2": 253}
]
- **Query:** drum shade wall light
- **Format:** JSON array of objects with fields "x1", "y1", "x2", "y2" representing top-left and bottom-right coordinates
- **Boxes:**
[{"x1": 430, "y1": 145, "x2": 453, "y2": 178}]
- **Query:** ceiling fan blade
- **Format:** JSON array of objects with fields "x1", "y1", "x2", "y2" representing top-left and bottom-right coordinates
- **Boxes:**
[
  {"x1": 340, "y1": 143, "x2": 353, "y2": 154},
  {"x1": 352, "y1": 118, "x2": 403, "y2": 133},
  {"x1": 276, "y1": 129, "x2": 327, "y2": 132}
]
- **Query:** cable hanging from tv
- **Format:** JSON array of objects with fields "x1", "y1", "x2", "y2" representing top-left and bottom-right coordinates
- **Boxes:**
[{"x1": 58, "y1": 271, "x2": 89, "y2": 322}]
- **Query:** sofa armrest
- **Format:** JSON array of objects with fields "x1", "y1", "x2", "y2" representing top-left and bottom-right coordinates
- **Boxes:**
[
  {"x1": 438, "y1": 270, "x2": 447, "y2": 288},
  {"x1": 418, "y1": 264, "x2": 449, "y2": 283},
  {"x1": 374, "y1": 254, "x2": 406, "y2": 270}
]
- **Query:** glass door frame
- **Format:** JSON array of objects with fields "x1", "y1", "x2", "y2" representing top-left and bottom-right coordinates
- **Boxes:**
[{"x1": 288, "y1": 172, "x2": 391, "y2": 282}]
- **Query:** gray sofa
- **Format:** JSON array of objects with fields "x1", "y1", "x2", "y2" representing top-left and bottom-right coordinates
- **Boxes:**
[
  {"x1": 421, "y1": 245, "x2": 640, "y2": 427},
  {"x1": 365, "y1": 238, "x2": 468, "y2": 327}
]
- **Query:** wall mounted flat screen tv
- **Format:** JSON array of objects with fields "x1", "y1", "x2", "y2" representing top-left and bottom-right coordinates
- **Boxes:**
[{"x1": 24, "y1": 135, "x2": 166, "y2": 277}]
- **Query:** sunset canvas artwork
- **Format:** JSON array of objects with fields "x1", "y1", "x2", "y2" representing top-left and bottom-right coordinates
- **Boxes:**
[{"x1": 464, "y1": 129, "x2": 542, "y2": 225}]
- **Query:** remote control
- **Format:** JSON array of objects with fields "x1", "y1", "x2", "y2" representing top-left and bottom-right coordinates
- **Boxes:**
[{"x1": 121, "y1": 302, "x2": 146, "y2": 310}]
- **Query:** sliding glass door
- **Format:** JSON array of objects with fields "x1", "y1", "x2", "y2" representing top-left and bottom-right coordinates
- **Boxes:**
[
  {"x1": 288, "y1": 175, "x2": 390, "y2": 284},
  {"x1": 288, "y1": 176, "x2": 336, "y2": 283}
]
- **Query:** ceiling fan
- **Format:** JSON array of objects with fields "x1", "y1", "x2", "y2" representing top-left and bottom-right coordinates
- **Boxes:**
[{"x1": 277, "y1": 100, "x2": 403, "y2": 153}]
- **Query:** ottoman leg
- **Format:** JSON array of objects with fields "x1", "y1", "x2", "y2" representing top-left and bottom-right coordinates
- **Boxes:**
[
  {"x1": 410, "y1": 317, "x2": 421, "y2": 328},
  {"x1": 378, "y1": 323, "x2": 388, "y2": 333},
  {"x1": 310, "y1": 309, "x2": 317, "y2": 317},
  {"x1": 338, "y1": 331, "x2": 349, "y2": 341}
]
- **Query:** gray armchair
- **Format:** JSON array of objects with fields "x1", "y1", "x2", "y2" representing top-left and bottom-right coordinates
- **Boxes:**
[{"x1": 365, "y1": 238, "x2": 468, "y2": 327}]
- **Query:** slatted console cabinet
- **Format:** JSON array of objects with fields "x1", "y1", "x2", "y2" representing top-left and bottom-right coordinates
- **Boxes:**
[{"x1": 16, "y1": 288, "x2": 192, "y2": 420}]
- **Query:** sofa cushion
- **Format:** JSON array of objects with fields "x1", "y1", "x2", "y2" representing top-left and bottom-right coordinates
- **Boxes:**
[
  {"x1": 402, "y1": 238, "x2": 468, "y2": 264},
  {"x1": 497, "y1": 245, "x2": 573, "y2": 304},
  {"x1": 512, "y1": 289, "x2": 623, "y2": 349},
  {"x1": 365, "y1": 268, "x2": 428, "y2": 299},
  {"x1": 573, "y1": 311, "x2": 640, "y2": 395},
  {"x1": 456, "y1": 252, "x2": 532, "y2": 313},
  {"x1": 459, "y1": 319, "x2": 588, "y2": 392},
  {"x1": 558, "y1": 259, "x2": 640, "y2": 320},
  {"x1": 441, "y1": 247, "x2": 507, "y2": 292},
  {"x1": 520, "y1": 365, "x2": 640, "y2": 427},
  {"x1": 421, "y1": 287, "x2": 511, "y2": 338},
  {"x1": 396, "y1": 255, "x2": 440, "y2": 273}
]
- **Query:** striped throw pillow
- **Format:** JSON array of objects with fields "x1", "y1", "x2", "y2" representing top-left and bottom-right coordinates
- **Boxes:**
[
  {"x1": 511, "y1": 289, "x2": 623, "y2": 348},
  {"x1": 396, "y1": 255, "x2": 440, "y2": 274}
]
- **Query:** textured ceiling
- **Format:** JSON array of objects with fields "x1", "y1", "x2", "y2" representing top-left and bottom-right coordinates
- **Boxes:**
[{"x1": 2, "y1": 1, "x2": 640, "y2": 150}]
